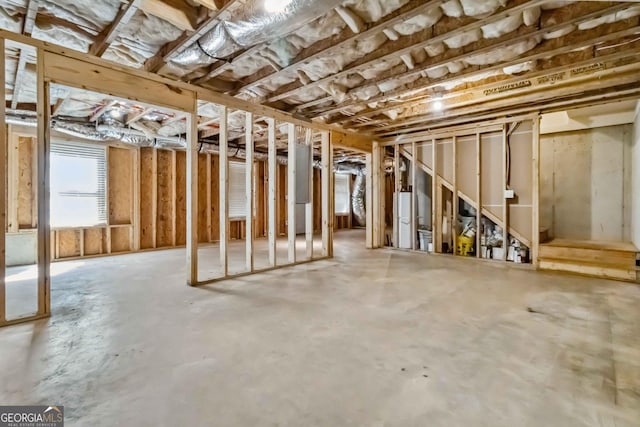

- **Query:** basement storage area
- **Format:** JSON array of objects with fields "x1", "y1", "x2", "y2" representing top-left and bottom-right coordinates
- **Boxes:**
[{"x1": 1, "y1": 0, "x2": 640, "y2": 425}]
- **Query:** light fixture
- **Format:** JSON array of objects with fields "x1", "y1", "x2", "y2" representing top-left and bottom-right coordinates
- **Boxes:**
[
  {"x1": 432, "y1": 98, "x2": 443, "y2": 111},
  {"x1": 264, "y1": 0, "x2": 293, "y2": 13}
]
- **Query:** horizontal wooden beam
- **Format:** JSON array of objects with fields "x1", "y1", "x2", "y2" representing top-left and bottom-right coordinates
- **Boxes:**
[{"x1": 89, "y1": 0, "x2": 143, "y2": 57}]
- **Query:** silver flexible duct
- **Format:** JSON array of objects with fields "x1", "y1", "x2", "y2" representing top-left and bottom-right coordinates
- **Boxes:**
[
  {"x1": 352, "y1": 173, "x2": 366, "y2": 226},
  {"x1": 172, "y1": 0, "x2": 344, "y2": 66}
]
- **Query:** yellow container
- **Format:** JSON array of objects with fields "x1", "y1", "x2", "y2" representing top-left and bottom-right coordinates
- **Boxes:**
[{"x1": 457, "y1": 235, "x2": 474, "y2": 256}]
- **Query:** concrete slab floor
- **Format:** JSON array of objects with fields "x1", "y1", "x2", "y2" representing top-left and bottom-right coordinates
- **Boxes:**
[{"x1": 1, "y1": 229, "x2": 639, "y2": 426}]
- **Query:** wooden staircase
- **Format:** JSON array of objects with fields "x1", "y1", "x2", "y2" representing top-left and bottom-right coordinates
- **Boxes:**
[{"x1": 539, "y1": 239, "x2": 639, "y2": 282}]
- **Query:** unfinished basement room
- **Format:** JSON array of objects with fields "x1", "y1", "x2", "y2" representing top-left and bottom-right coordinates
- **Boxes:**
[{"x1": 0, "y1": 0, "x2": 639, "y2": 425}]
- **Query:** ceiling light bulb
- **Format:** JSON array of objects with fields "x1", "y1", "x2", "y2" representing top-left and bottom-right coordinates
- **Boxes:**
[
  {"x1": 265, "y1": 0, "x2": 293, "y2": 13},
  {"x1": 433, "y1": 99, "x2": 443, "y2": 111}
]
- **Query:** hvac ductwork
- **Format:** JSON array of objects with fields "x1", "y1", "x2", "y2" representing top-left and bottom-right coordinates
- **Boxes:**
[
  {"x1": 172, "y1": 0, "x2": 344, "y2": 66},
  {"x1": 352, "y1": 173, "x2": 366, "y2": 226}
]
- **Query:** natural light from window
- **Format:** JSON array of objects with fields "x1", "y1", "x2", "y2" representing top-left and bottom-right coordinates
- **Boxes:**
[{"x1": 50, "y1": 142, "x2": 107, "y2": 228}]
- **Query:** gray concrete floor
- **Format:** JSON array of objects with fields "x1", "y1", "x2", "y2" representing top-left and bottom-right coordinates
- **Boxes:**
[{"x1": 1, "y1": 229, "x2": 639, "y2": 426}]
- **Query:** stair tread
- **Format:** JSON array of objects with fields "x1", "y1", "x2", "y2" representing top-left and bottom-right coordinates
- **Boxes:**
[
  {"x1": 540, "y1": 239, "x2": 638, "y2": 252},
  {"x1": 538, "y1": 257, "x2": 636, "y2": 271}
]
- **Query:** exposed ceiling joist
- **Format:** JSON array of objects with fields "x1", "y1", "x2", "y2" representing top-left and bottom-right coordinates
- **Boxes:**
[
  {"x1": 327, "y1": 22, "x2": 640, "y2": 125},
  {"x1": 89, "y1": 0, "x2": 144, "y2": 57},
  {"x1": 228, "y1": 0, "x2": 444, "y2": 95},
  {"x1": 11, "y1": 0, "x2": 39, "y2": 110},
  {"x1": 89, "y1": 100, "x2": 118, "y2": 122},
  {"x1": 144, "y1": 0, "x2": 238, "y2": 73},
  {"x1": 22, "y1": 0, "x2": 38, "y2": 36},
  {"x1": 265, "y1": 0, "x2": 555, "y2": 104},
  {"x1": 377, "y1": 75, "x2": 640, "y2": 138},
  {"x1": 126, "y1": 107, "x2": 154, "y2": 125}
]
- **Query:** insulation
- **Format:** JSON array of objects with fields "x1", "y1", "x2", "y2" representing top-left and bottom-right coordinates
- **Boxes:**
[
  {"x1": 341, "y1": 0, "x2": 410, "y2": 23},
  {"x1": 459, "y1": 0, "x2": 507, "y2": 17},
  {"x1": 0, "y1": 5, "x2": 23, "y2": 32},
  {"x1": 463, "y1": 37, "x2": 541, "y2": 66},
  {"x1": 503, "y1": 60, "x2": 536, "y2": 75},
  {"x1": 444, "y1": 29, "x2": 481, "y2": 49},
  {"x1": 441, "y1": 0, "x2": 464, "y2": 18},
  {"x1": 392, "y1": 8, "x2": 442, "y2": 36},
  {"x1": 103, "y1": 11, "x2": 183, "y2": 67},
  {"x1": 481, "y1": 13, "x2": 523, "y2": 39},
  {"x1": 39, "y1": 0, "x2": 119, "y2": 31},
  {"x1": 523, "y1": 7, "x2": 541, "y2": 26},
  {"x1": 32, "y1": 22, "x2": 92, "y2": 52},
  {"x1": 578, "y1": 6, "x2": 640, "y2": 31}
]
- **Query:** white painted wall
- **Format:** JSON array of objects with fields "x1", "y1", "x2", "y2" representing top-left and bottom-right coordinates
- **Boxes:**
[{"x1": 632, "y1": 102, "x2": 640, "y2": 249}]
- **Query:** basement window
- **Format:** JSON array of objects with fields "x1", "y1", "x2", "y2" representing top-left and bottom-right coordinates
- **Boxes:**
[
  {"x1": 334, "y1": 173, "x2": 351, "y2": 215},
  {"x1": 229, "y1": 161, "x2": 247, "y2": 219},
  {"x1": 50, "y1": 142, "x2": 107, "y2": 228}
]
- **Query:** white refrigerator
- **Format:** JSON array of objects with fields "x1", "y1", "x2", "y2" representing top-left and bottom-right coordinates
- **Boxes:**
[{"x1": 397, "y1": 192, "x2": 412, "y2": 249}]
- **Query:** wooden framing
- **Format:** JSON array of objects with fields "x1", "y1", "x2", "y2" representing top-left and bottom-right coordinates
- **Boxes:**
[
  {"x1": 0, "y1": 38, "x2": 5, "y2": 323},
  {"x1": 411, "y1": 142, "x2": 417, "y2": 250},
  {"x1": 305, "y1": 130, "x2": 314, "y2": 260},
  {"x1": 365, "y1": 152, "x2": 373, "y2": 249},
  {"x1": 389, "y1": 116, "x2": 538, "y2": 266},
  {"x1": 0, "y1": 30, "x2": 337, "y2": 321},
  {"x1": 287, "y1": 123, "x2": 296, "y2": 263},
  {"x1": 219, "y1": 105, "x2": 229, "y2": 276},
  {"x1": 321, "y1": 131, "x2": 333, "y2": 256},
  {"x1": 393, "y1": 146, "x2": 400, "y2": 248},
  {"x1": 431, "y1": 139, "x2": 438, "y2": 252},
  {"x1": 36, "y1": 47, "x2": 51, "y2": 317},
  {"x1": 267, "y1": 118, "x2": 277, "y2": 266},
  {"x1": 245, "y1": 111, "x2": 254, "y2": 272},
  {"x1": 186, "y1": 107, "x2": 198, "y2": 284},
  {"x1": 532, "y1": 114, "x2": 540, "y2": 266},
  {"x1": 475, "y1": 132, "x2": 481, "y2": 259}
]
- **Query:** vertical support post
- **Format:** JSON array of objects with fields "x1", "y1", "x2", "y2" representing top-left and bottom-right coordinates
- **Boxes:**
[
  {"x1": 171, "y1": 150, "x2": 177, "y2": 246},
  {"x1": 305, "y1": 129, "x2": 313, "y2": 259},
  {"x1": 502, "y1": 125, "x2": 508, "y2": 261},
  {"x1": 431, "y1": 139, "x2": 438, "y2": 252},
  {"x1": 0, "y1": 38, "x2": 6, "y2": 323},
  {"x1": 7, "y1": 128, "x2": 18, "y2": 233},
  {"x1": 186, "y1": 105, "x2": 198, "y2": 285},
  {"x1": 245, "y1": 111, "x2": 254, "y2": 272},
  {"x1": 452, "y1": 136, "x2": 458, "y2": 256},
  {"x1": 321, "y1": 131, "x2": 333, "y2": 256},
  {"x1": 151, "y1": 148, "x2": 157, "y2": 249},
  {"x1": 267, "y1": 118, "x2": 277, "y2": 267},
  {"x1": 105, "y1": 148, "x2": 112, "y2": 254},
  {"x1": 219, "y1": 106, "x2": 229, "y2": 276},
  {"x1": 476, "y1": 131, "x2": 481, "y2": 259},
  {"x1": 206, "y1": 153, "x2": 212, "y2": 242},
  {"x1": 365, "y1": 152, "x2": 373, "y2": 249},
  {"x1": 532, "y1": 114, "x2": 540, "y2": 266},
  {"x1": 372, "y1": 141, "x2": 382, "y2": 248},
  {"x1": 36, "y1": 48, "x2": 51, "y2": 316},
  {"x1": 133, "y1": 147, "x2": 141, "y2": 251},
  {"x1": 411, "y1": 142, "x2": 417, "y2": 250},
  {"x1": 393, "y1": 146, "x2": 399, "y2": 248},
  {"x1": 287, "y1": 123, "x2": 296, "y2": 263}
]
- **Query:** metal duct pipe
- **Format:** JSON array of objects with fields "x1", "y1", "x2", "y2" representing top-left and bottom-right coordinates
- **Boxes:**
[
  {"x1": 199, "y1": 142, "x2": 289, "y2": 165},
  {"x1": 172, "y1": 0, "x2": 344, "y2": 66},
  {"x1": 352, "y1": 173, "x2": 366, "y2": 226}
]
